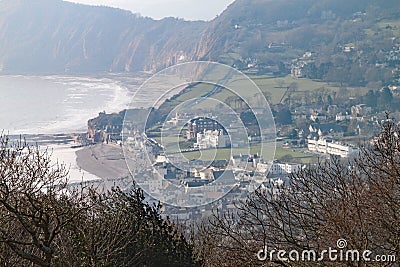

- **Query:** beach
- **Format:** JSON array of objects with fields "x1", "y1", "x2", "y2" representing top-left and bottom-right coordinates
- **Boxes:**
[
  {"x1": 50, "y1": 142, "x2": 101, "y2": 182},
  {"x1": 20, "y1": 136, "x2": 132, "y2": 183},
  {"x1": 75, "y1": 143, "x2": 130, "y2": 180}
]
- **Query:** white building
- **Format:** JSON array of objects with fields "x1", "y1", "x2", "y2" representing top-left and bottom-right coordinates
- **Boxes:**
[
  {"x1": 308, "y1": 138, "x2": 358, "y2": 158},
  {"x1": 257, "y1": 162, "x2": 304, "y2": 175},
  {"x1": 351, "y1": 104, "x2": 372, "y2": 117},
  {"x1": 195, "y1": 130, "x2": 229, "y2": 149},
  {"x1": 310, "y1": 113, "x2": 328, "y2": 122},
  {"x1": 155, "y1": 155, "x2": 168, "y2": 164},
  {"x1": 335, "y1": 112, "x2": 351, "y2": 121},
  {"x1": 270, "y1": 162, "x2": 304, "y2": 175}
]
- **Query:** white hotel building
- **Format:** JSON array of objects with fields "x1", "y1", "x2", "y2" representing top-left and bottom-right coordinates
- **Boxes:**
[
  {"x1": 194, "y1": 130, "x2": 230, "y2": 149},
  {"x1": 307, "y1": 138, "x2": 358, "y2": 158}
]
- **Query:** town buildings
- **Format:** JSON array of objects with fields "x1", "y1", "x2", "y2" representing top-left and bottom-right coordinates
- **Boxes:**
[
  {"x1": 307, "y1": 137, "x2": 359, "y2": 158},
  {"x1": 186, "y1": 117, "x2": 226, "y2": 140},
  {"x1": 257, "y1": 161, "x2": 305, "y2": 175},
  {"x1": 194, "y1": 129, "x2": 230, "y2": 149}
]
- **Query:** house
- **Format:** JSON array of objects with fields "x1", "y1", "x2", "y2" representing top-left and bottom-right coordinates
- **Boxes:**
[
  {"x1": 190, "y1": 168, "x2": 200, "y2": 178},
  {"x1": 309, "y1": 123, "x2": 345, "y2": 138},
  {"x1": 211, "y1": 160, "x2": 229, "y2": 168},
  {"x1": 257, "y1": 161, "x2": 305, "y2": 175},
  {"x1": 165, "y1": 112, "x2": 190, "y2": 126},
  {"x1": 231, "y1": 154, "x2": 259, "y2": 170},
  {"x1": 194, "y1": 129, "x2": 230, "y2": 149},
  {"x1": 302, "y1": 52, "x2": 313, "y2": 58},
  {"x1": 343, "y1": 45, "x2": 356, "y2": 53},
  {"x1": 291, "y1": 61, "x2": 307, "y2": 78},
  {"x1": 292, "y1": 110, "x2": 307, "y2": 120},
  {"x1": 351, "y1": 104, "x2": 372, "y2": 117},
  {"x1": 155, "y1": 155, "x2": 168, "y2": 164},
  {"x1": 199, "y1": 168, "x2": 214, "y2": 180},
  {"x1": 389, "y1": 85, "x2": 399, "y2": 92},
  {"x1": 266, "y1": 161, "x2": 305, "y2": 175},
  {"x1": 163, "y1": 164, "x2": 189, "y2": 180},
  {"x1": 335, "y1": 112, "x2": 351, "y2": 121},
  {"x1": 186, "y1": 117, "x2": 225, "y2": 140},
  {"x1": 184, "y1": 180, "x2": 211, "y2": 187},
  {"x1": 310, "y1": 112, "x2": 327, "y2": 122}
]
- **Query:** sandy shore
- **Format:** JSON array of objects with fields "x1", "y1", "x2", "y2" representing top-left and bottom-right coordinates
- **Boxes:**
[
  {"x1": 8, "y1": 132, "x2": 132, "y2": 183},
  {"x1": 75, "y1": 143, "x2": 131, "y2": 180},
  {"x1": 50, "y1": 143, "x2": 100, "y2": 182}
]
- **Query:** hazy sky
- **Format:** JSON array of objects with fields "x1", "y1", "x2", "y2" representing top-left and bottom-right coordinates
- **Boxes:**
[{"x1": 67, "y1": 0, "x2": 235, "y2": 21}]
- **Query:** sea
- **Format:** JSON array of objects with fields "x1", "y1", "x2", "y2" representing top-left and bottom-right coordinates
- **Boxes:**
[{"x1": 0, "y1": 75, "x2": 133, "y2": 134}]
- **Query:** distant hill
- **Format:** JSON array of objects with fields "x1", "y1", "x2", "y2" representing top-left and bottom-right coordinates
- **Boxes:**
[
  {"x1": 196, "y1": 0, "x2": 400, "y2": 62},
  {"x1": 0, "y1": 0, "x2": 206, "y2": 73},
  {"x1": 0, "y1": 0, "x2": 399, "y2": 79},
  {"x1": 195, "y1": 0, "x2": 400, "y2": 86}
]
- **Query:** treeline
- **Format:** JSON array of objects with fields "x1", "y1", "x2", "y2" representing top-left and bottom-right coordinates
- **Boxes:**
[
  {"x1": 302, "y1": 61, "x2": 395, "y2": 87},
  {"x1": 0, "y1": 136, "x2": 199, "y2": 266}
]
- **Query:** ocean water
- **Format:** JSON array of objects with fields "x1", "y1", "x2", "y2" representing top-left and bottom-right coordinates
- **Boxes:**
[{"x1": 0, "y1": 75, "x2": 132, "y2": 134}]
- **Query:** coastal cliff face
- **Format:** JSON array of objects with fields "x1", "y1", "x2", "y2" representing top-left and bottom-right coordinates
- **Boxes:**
[
  {"x1": 0, "y1": 0, "x2": 399, "y2": 74},
  {"x1": 0, "y1": 0, "x2": 205, "y2": 73}
]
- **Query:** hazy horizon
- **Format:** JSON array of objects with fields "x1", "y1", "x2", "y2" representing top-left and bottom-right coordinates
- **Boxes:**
[{"x1": 66, "y1": 0, "x2": 235, "y2": 21}]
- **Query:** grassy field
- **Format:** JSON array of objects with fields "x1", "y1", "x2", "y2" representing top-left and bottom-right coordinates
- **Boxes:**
[
  {"x1": 275, "y1": 146, "x2": 316, "y2": 164},
  {"x1": 250, "y1": 75, "x2": 369, "y2": 105},
  {"x1": 175, "y1": 143, "x2": 314, "y2": 164},
  {"x1": 365, "y1": 19, "x2": 400, "y2": 38},
  {"x1": 377, "y1": 20, "x2": 400, "y2": 38},
  {"x1": 168, "y1": 74, "x2": 369, "y2": 109}
]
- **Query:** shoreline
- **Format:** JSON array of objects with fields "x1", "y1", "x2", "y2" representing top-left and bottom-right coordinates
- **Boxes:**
[
  {"x1": 9, "y1": 133, "x2": 132, "y2": 183},
  {"x1": 75, "y1": 143, "x2": 130, "y2": 180},
  {"x1": 8, "y1": 134, "x2": 102, "y2": 183},
  {"x1": 0, "y1": 74, "x2": 135, "y2": 136}
]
